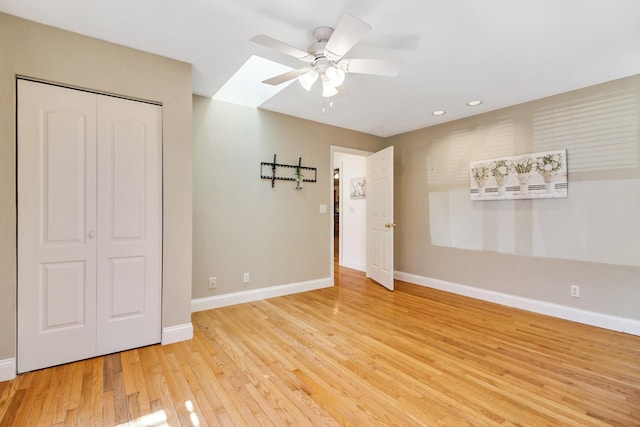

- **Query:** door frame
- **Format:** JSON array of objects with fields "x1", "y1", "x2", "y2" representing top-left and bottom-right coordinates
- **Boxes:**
[{"x1": 329, "y1": 145, "x2": 372, "y2": 283}]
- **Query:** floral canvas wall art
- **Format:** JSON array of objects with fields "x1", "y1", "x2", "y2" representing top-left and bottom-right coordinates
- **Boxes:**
[{"x1": 470, "y1": 149, "x2": 567, "y2": 200}]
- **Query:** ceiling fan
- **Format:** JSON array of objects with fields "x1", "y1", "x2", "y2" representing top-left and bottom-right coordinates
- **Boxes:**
[{"x1": 251, "y1": 14, "x2": 400, "y2": 98}]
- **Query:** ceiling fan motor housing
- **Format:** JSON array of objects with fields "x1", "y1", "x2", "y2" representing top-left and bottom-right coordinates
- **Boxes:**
[
  {"x1": 309, "y1": 41, "x2": 328, "y2": 61},
  {"x1": 312, "y1": 26, "x2": 334, "y2": 43},
  {"x1": 309, "y1": 26, "x2": 342, "y2": 62}
]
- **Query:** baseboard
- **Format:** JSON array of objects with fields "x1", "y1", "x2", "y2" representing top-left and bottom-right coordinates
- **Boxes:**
[
  {"x1": 395, "y1": 271, "x2": 640, "y2": 337},
  {"x1": 0, "y1": 358, "x2": 16, "y2": 382},
  {"x1": 340, "y1": 260, "x2": 366, "y2": 272},
  {"x1": 192, "y1": 277, "x2": 333, "y2": 312},
  {"x1": 161, "y1": 323, "x2": 193, "y2": 345}
]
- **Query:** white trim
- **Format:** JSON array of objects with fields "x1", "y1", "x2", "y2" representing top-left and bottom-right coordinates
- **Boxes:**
[
  {"x1": 161, "y1": 323, "x2": 193, "y2": 345},
  {"x1": 395, "y1": 271, "x2": 640, "y2": 337},
  {"x1": 192, "y1": 277, "x2": 332, "y2": 312},
  {"x1": 0, "y1": 358, "x2": 16, "y2": 382},
  {"x1": 330, "y1": 145, "x2": 373, "y2": 157}
]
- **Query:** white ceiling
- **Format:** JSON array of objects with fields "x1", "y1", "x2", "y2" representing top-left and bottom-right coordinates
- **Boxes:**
[{"x1": 2, "y1": 0, "x2": 639, "y2": 137}]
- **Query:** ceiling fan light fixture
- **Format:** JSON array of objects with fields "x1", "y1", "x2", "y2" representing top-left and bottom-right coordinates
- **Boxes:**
[
  {"x1": 298, "y1": 69, "x2": 319, "y2": 91},
  {"x1": 325, "y1": 65, "x2": 345, "y2": 87},
  {"x1": 322, "y1": 79, "x2": 338, "y2": 98}
]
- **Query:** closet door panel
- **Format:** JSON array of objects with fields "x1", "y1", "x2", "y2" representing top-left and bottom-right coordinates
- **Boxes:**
[
  {"x1": 17, "y1": 80, "x2": 98, "y2": 373},
  {"x1": 96, "y1": 95, "x2": 162, "y2": 354}
]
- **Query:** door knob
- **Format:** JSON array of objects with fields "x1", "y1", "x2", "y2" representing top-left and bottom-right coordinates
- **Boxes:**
[
  {"x1": 384, "y1": 223, "x2": 397, "y2": 228},
  {"x1": 88, "y1": 230, "x2": 96, "y2": 238}
]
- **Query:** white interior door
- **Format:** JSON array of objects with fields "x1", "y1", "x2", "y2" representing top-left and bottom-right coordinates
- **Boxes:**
[
  {"x1": 96, "y1": 95, "x2": 162, "y2": 354},
  {"x1": 366, "y1": 146, "x2": 395, "y2": 290},
  {"x1": 18, "y1": 81, "x2": 99, "y2": 372},
  {"x1": 18, "y1": 80, "x2": 162, "y2": 373}
]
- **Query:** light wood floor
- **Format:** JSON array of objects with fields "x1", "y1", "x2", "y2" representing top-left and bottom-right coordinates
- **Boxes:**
[{"x1": 1, "y1": 265, "x2": 640, "y2": 426}]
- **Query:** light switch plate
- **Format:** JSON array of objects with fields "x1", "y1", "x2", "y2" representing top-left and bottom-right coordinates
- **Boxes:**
[{"x1": 319, "y1": 204, "x2": 328, "y2": 214}]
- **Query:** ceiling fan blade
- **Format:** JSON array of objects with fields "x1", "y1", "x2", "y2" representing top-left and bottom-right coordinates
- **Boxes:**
[
  {"x1": 324, "y1": 14, "x2": 372, "y2": 60},
  {"x1": 340, "y1": 58, "x2": 401, "y2": 76},
  {"x1": 262, "y1": 68, "x2": 308, "y2": 85},
  {"x1": 251, "y1": 34, "x2": 315, "y2": 62}
]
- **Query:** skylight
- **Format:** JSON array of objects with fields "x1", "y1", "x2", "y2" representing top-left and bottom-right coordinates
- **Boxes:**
[{"x1": 212, "y1": 55, "x2": 295, "y2": 107}]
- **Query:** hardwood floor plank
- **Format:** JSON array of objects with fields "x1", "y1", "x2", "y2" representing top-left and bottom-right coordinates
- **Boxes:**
[
  {"x1": 101, "y1": 390, "x2": 115, "y2": 427},
  {"x1": 138, "y1": 345, "x2": 162, "y2": 404},
  {"x1": 150, "y1": 369, "x2": 181, "y2": 427},
  {"x1": 126, "y1": 391, "x2": 141, "y2": 424},
  {"x1": 111, "y1": 361, "x2": 128, "y2": 426},
  {"x1": 0, "y1": 388, "x2": 25, "y2": 427},
  {"x1": 36, "y1": 365, "x2": 64, "y2": 425},
  {"x1": 74, "y1": 359, "x2": 94, "y2": 427},
  {"x1": 52, "y1": 364, "x2": 74, "y2": 425},
  {"x1": 0, "y1": 373, "x2": 22, "y2": 423},
  {"x1": 65, "y1": 360, "x2": 85, "y2": 412},
  {"x1": 2, "y1": 263, "x2": 640, "y2": 425},
  {"x1": 120, "y1": 349, "x2": 139, "y2": 397},
  {"x1": 9, "y1": 375, "x2": 39, "y2": 427},
  {"x1": 179, "y1": 357, "x2": 218, "y2": 426},
  {"x1": 102, "y1": 354, "x2": 114, "y2": 394},
  {"x1": 130, "y1": 349, "x2": 154, "y2": 416},
  {"x1": 159, "y1": 347, "x2": 206, "y2": 426}
]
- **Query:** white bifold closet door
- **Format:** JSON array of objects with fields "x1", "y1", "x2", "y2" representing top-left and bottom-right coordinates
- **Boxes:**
[{"x1": 17, "y1": 80, "x2": 162, "y2": 373}]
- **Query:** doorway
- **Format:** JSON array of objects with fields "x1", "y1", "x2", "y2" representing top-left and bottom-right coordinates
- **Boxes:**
[
  {"x1": 330, "y1": 145, "x2": 395, "y2": 291},
  {"x1": 331, "y1": 147, "x2": 370, "y2": 275}
]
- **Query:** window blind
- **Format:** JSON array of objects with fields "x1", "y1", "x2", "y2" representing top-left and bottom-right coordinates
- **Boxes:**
[
  {"x1": 427, "y1": 119, "x2": 515, "y2": 185},
  {"x1": 533, "y1": 90, "x2": 638, "y2": 172}
]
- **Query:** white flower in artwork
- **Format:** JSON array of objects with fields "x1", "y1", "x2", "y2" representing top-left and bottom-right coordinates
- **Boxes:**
[
  {"x1": 490, "y1": 159, "x2": 512, "y2": 187},
  {"x1": 536, "y1": 152, "x2": 564, "y2": 191},
  {"x1": 471, "y1": 165, "x2": 490, "y2": 187},
  {"x1": 536, "y1": 153, "x2": 563, "y2": 173},
  {"x1": 490, "y1": 160, "x2": 512, "y2": 178}
]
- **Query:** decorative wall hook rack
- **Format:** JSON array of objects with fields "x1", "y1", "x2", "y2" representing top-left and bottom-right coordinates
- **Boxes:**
[{"x1": 261, "y1": 154, "x2": 317, "y2": 188}]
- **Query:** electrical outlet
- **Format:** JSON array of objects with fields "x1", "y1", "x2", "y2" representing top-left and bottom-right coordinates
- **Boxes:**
[
  {"x1": 208, "y1": 277, "x2": 217, "y2": 289},
  {"x1": 243, "y1": 273, "x2": 250, "y2": 283},
  {"x1": 570, "y1": 285, "x2": 580, "y2": 298}
]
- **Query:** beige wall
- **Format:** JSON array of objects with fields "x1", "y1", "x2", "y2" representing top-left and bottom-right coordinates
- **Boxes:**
[
  {"x1": 192, "y1": 96, "x2": 382, "y2": 298},
  {"x1": 387, "y1": 75, "x2": 640, "y2": 319},
  {"x1": 0, "y1": 13, "x2": 193, "y2": 360}
]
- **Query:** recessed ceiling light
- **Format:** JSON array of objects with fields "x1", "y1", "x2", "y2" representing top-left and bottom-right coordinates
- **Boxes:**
[
  {"x1": 467, "y1": 100, "x2": 483, "y2": 106},
  {"x1": 432, "y1": 110, "x2": 446, "y2": 116}
]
